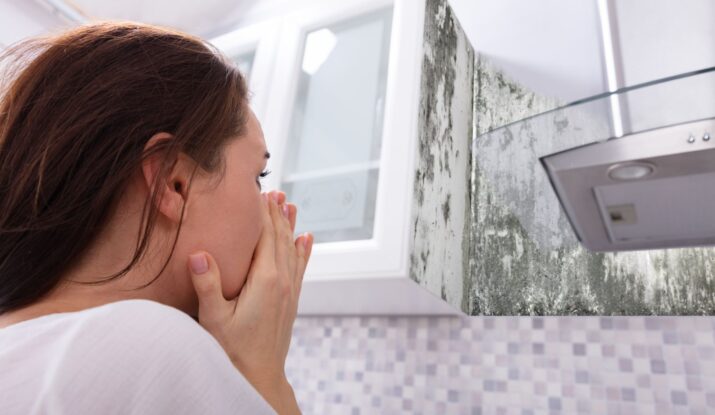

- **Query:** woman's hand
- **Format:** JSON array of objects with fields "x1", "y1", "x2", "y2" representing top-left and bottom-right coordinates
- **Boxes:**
[{"x1": 186, "y1": 190, "x2": 313, "y2": 400}]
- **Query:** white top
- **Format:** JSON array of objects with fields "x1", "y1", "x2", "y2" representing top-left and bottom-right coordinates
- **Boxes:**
[{"x1": 0, "y1": 299, "x2": 277, "y2": 415}]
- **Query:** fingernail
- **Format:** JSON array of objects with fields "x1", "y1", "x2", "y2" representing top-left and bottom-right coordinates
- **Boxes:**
[
  {"x1": 271, "y1": 192, "x2": 280, "y2": 203},
  {"x1": 282, "y1": 204, "x2": 289, "y2": 218},
  {"x1": 302, "y1": 233, "x2": 310, "y2": 249},
  {"x1": 189, "y1": 253, "x2": 208, "y2": 274}
]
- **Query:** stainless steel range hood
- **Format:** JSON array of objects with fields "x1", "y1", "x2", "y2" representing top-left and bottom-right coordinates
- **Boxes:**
[
  {"x1": 542, "y1": 118, "x2": 715, "y2": 251},
  {"x1": 538, "y1": 66, "x2": 715, "y2": 252}
]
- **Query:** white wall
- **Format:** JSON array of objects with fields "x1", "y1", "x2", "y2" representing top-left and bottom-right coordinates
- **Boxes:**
[
  {"x1": 448, "y1": 0, "x2": 607, "y2": 104},
  {"x1": 614, "y1": 0, "x2": 715, "y2": 85},
  {"x1": 448, "y1": 0, "x2": 714, "y2": 103}
]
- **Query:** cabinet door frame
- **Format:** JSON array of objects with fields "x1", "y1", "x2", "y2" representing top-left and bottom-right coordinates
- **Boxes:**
[
  {"x1": 260, "y1": 0, "x2": 426, "y2": 282},
  {"x1": 209, "y1": 19, "x2": 282, "y2": 120}
]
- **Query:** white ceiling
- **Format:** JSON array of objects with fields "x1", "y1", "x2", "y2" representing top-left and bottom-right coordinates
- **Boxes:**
[
  {"x1": 65, "y1": 0, "x2": 614, "y2": 102},
  {"x1": 1, "y1": 0, "x2": 712, "y2": 104},
  {"x1": 68, "y1": 0, "x2": 262, "y2": 39},
  {"x1": 0, "y1": 1, "x2": 67, "y2": 46}
]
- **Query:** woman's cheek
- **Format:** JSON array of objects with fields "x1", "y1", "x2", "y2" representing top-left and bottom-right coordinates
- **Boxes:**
[
  {"x1": 224, "y1": 222, "x2": 262, "y2": 299},
  {"x1": 221, "y1": 249, "x2": 250, "y2": 299},
  {"x1": 219, "y1": 193, "x2": 264, "y2": 299}
]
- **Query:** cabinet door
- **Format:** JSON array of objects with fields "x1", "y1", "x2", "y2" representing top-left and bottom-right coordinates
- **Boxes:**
[
  {"x1": 262, "y1": 0, "x2": 425, "y2": 280},
  {"x1": 232, "y1": 50, "x2": 255, "y2": 82},
  {"x1": 209, "y1": 20, "x2": 281, "y2": 120},
  {"x1": 281, "y1": 7, "x2": 392, "y2": 243}
]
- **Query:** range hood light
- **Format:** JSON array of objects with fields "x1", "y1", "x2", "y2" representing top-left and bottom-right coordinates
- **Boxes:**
[{"x1": 607, "y1": 162, "x2": 655, "y2": 181}]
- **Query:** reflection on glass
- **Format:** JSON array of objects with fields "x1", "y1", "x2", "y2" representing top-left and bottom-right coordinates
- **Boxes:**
[
  {"x1": 283, "y1": 169, "x2": 379, "y2": 242},
  {"x1": 283, "y1": 7, "x2": 393, "y2": 243}
]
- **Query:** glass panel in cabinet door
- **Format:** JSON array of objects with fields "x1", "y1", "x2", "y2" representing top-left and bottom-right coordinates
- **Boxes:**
[
  {"x1": 282, "y1": 7, "x2": 393, "y2": 243},
  {"x1": 232, "y1": 50, "x2": 255, "y2": 83}
]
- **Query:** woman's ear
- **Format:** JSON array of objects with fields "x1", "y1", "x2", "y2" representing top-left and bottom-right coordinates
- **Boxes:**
[{"x1": 141, "y1": 132, "x2": 191, "y2": 224}]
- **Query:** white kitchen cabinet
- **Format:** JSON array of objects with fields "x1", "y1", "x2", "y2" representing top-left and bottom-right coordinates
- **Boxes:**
[
  {"x1": 210, "y1": 20, "x2": 281, "y2": 120},
  {"x1": 210, "y1": 0, "x2": 464, "y2": 316}
]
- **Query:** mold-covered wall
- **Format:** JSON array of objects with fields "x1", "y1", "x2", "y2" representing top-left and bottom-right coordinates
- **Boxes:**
[
  {"x1": 413, "y1": 0, "x2": 715, "y2": 315},
  {"x1": 409, "y1": 0, "x2": 474, "y2": 312},
  {"x1": 468, "y1": 51, "x2": 715, "y2": 316}
]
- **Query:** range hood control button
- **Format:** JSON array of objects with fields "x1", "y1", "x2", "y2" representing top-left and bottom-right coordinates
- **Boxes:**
[
  {"x1": 688, "y1": 135, "x2": 696, "y2": 143},
  {"x1": 704, "y1": 133, "x2": 711, "y2": 141}
]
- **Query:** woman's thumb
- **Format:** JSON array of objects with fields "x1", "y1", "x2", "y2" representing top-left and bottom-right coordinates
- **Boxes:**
[{"x1": 188, "y1": 251, "x2": 225, "y2": 319}]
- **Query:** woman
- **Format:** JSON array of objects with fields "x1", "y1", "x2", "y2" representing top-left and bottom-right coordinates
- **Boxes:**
[{"x1": 0, "y1": 21, "x2": 312, "y2": 414}]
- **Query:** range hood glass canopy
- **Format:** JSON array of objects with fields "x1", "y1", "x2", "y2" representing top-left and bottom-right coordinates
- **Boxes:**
[{"x1": 475, "y1": 66, "x2": 715, "y2": 253}]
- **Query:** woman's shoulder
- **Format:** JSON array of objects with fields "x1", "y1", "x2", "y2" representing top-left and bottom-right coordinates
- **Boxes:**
[
  {"x1": 0, "y1": 298, "x2": 224, "y2": 372},
  {"x1": 0, "y1": 298, "x2": 197, "y2": 333},
  {"x1": 85, "y1": 297, "x2": 198, "y2": 326},
  {"x1": 87, "y1": 299, "x2": 227, "y2": 361},
  {"x1": 15, "y1": 299, "x2": 214, "y2": 352},
  {"x1": 76, "y1": 299, "x2": 227, "y2": 371},
  {"x1": 80, "y1": 298, "x2": 206, "y2": 339},
  {"x1": 0, "y1": 299, "x2": 277, "y2": 414},
  {"x1": 55, "y1": 299, "x2": 229, "y2": 371}
]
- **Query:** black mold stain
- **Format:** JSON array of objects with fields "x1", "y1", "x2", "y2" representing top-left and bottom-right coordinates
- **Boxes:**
[
  {"x1": 554, "y1": 116, "x2": 569, "y2": 133},
  {"x1": 414, "y1": 170, "x2": 425, "y2": 206},
  {"x1": 441, "y1": 193, "x2": 451, "y2": 224},
  {"x1": 499, "y1": 128, "x2": 513, "y2": 151},
  {"x1": 419, "y1": 247, "x2": 430, "y2": 274},
  {"x1": 442, "y1": 143, "x2": 451, "y2": 177}
]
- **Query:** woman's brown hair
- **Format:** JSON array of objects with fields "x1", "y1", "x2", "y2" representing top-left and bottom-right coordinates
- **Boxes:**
[{"x1": 0, "y1": 21, "x2": 250, "y2": 314}]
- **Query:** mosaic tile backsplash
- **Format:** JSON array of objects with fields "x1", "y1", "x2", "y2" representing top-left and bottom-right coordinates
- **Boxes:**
[{"x1": 285, "y1": 315, "x2": 715, "y2": 414}]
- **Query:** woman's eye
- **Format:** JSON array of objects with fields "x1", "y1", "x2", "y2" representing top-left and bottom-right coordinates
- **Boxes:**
[{"x1": 257, "y1": 169, "x2": 271, "y2": 189}]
